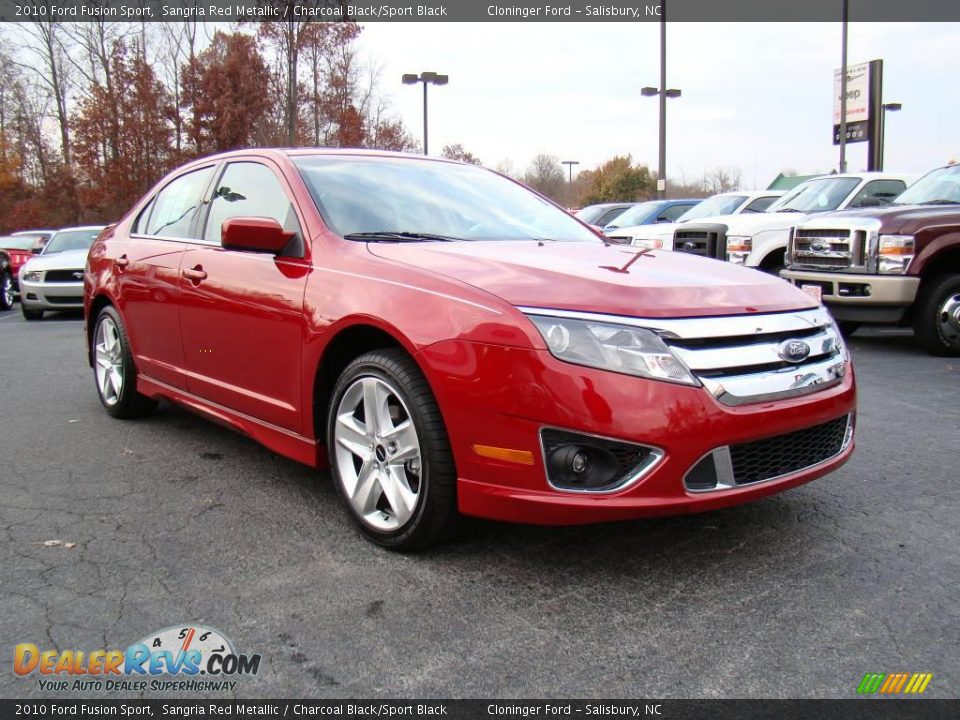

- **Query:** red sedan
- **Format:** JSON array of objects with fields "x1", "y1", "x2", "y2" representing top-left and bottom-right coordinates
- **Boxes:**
[
  {"x1": 84, "y1": 149, "x2": 855, "y2": 549},
  {"x1": 0, "y1": 235, "x2": 42, "y2": 310}
]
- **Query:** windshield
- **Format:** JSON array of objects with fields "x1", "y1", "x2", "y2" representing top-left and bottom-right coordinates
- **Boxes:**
[
  {"x1": 676, "y1": 195, "x2": 747, "y2": 222},
  {"x1": 893, "y1": 165, "x2": 960, "y2": 205},
  {"x1": 575, "y1": 205, "x2": 615, "y2": 224},
  {"x1": 294, "y1": 156, "x2": 601, "y2": 243},
  {"x1": 43, "y1": 229, "x2": 101, "y2": 254},
  {"x1": 770, "y1": 177, "x2": 860, "y2": 213},
  {"x1": 604, "y1": 201, "x2": 661, "y2": 228},
  {"x1": 0, "y1": 236, "x2": 40, "y2": 250}
]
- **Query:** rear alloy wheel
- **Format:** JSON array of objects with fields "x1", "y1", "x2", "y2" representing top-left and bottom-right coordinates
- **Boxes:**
[
  {"x1": 914, "y1": 274, "x2": 960, "y2": 357},
  {"x1": 93, "y1": 306, "x2": 157, "y2": 418},
  {"x1": 0, "y1": 271, "x2": 13, "y2": 311},
  {"x1": 328, "y1": 349, "x2": 457, "y2": 550}
]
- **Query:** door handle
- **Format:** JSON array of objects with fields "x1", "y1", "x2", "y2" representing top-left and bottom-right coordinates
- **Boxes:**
[
  {"x1": 183, "y1": 266, "x2": 207, "y2": 283},
  {"x1": 115, "y1": 255, "x2": 129, "y2": 268}
]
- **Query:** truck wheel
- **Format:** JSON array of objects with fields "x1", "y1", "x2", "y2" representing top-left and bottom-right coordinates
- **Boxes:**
[
  {"x1": 914, "y1": 274, "x2": 960, "y2": 356},
  {"x1": 0, "y1": 271, "x2": 13, "y2": 310},
  {"x1": 21, "y1": 306, "x2": 43, "y2": 321},
  {"x1": 327, "y1": 349, "x2": 458, "y2": 551},
  {"x1": 92, "y1": 306, "x2": 158, "y2": 418}
]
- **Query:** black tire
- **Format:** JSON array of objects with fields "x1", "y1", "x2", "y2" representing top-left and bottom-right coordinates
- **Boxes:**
[
  {"x1": 914, "y1": 274, "x2": 960, "y2": 356},
  {"x1": 21, "y1": 305, "x2": 43, "y2": 321},
  {"x1": 836, "y1": 321, "x2": 861, "y2": 338},
  {"x1": 326, "y1": 349, "x2": 457, "y2": 551},
  {"x1": 92, "y1": 305, "x2": 158, "y2": 418},
  {"x1": 0, "y1": 271, "x2": 13, "y2": 311}
]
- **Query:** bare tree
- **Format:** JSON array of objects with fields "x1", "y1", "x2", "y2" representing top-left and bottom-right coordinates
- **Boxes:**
[
  {"x1": 523, "y1": 153, "x2": 565, "y2": 200},
  {"x1": 17, "y1": 18, "x2": 74, "y2": 168},
  {"x1": 703, "y1": 166, "x2": 743, "y2": 194}
]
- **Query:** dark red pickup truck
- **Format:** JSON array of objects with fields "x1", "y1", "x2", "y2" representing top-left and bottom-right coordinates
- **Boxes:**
[{"x1": 783, "y1": 163, "x2": 960, "y2": 355}]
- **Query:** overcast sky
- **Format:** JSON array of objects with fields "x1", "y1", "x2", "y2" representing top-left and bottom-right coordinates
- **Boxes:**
[{"x1": 358, "y1": 22, "x2": 958, "y2": 188}]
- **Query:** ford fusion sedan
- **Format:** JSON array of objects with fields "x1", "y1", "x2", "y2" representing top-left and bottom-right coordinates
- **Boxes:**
[
  {"x1": 20, "y1": 226, "x2": 105, "y2": 320},
  {"x1": 84, "y1": 149, "x2": 855, "y2": 550}
]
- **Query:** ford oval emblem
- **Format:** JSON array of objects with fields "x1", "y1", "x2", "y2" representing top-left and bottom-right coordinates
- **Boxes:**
[
  {"x1": 682, "y1": 242, "x2": 695, "y2": 250},
  {"x1": 778, "y1": 339, "x2": 811, "y2": 364},
  {"x1": 810, "y1": 241, "x2": 827, "y2": 252}
]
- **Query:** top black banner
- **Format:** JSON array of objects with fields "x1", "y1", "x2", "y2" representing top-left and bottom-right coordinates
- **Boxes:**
[{"x1": 1, "y1": 0, "x2": 959, "y2": 23}]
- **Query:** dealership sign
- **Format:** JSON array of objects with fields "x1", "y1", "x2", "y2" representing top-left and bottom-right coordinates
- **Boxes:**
[{"x1": 832, "y1": 61, "x2": 879, "y2": 145}]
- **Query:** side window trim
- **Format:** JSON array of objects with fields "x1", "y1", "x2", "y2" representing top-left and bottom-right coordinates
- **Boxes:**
[
  {"x1": 200, "y1": 159, "x2": 307, "y2": 256},
  {"x1": 135, "y1": 163, "x2": 220, "y2": 241}
]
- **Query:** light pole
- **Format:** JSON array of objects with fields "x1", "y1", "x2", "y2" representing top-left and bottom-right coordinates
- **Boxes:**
[
  {"x1": 561, "y1": 160, "x2": 579, "y2": 184},
  {"x1": 879, "y1": 102, "x2": 902, "y2": 172},
  {"x1": 402, "y1": 71, "x2": 448, "y2": 155},
  {"x1": 642, "y1": 5, "x2": 681, "y2": 200}
]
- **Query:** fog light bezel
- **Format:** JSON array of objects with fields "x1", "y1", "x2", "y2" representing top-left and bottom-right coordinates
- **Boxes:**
[{"x1": 539, "y1": 427, "x2": 664, "y2": 494}]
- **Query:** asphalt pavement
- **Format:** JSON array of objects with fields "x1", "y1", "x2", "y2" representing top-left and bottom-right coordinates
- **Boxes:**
[{"x1": 0, "y1": 309, "x2": 957, "y2": 699}]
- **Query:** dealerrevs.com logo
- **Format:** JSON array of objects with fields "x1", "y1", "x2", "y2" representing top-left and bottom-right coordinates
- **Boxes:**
[{"x1": 14, "y1": 625, "x2": 261, "y2": 693}]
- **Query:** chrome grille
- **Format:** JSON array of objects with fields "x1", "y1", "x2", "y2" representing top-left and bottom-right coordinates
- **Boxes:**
[
  {"x1": 791, "y1": 228, "x2": 853, "y2": 270},
  {"x1": 647, "y1": 307, "x2": 848, "y2": 406}
]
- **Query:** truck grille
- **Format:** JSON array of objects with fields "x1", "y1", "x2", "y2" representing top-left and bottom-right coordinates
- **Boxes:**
[
  {"x1": 674, "y1": 227, "x2": 725, "y2": 259},
  {"x1": 791, "y1": 228, "x2": 865, "y2": 271},
  {"x1": 684, "y1": 415, "x2": 852, "y2": 491}
]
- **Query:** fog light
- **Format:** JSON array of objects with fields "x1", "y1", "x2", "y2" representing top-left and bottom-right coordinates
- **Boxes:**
[{"x1": 540, "y1": 428, "x2": 663, "y2": 493}]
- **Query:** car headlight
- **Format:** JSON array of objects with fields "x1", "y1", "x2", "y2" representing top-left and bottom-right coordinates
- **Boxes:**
[
  {"x1": 526, "y1": 314, "x2": 698, "y2": 386},
  {"x1": 726, "y1": 235, "x2": 751, "y2": 263},
  {"x1": 878, "y1": 234, "x2": 914, "y2": 274},
  {"x1": 21, "y1": 270, "x2": 42, "y2": 282}
]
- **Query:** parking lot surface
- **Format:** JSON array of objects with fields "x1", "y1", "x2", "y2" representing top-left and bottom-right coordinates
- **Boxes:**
[{"x1": 1, "y1": 311, "x2": 957, "y2": 698}]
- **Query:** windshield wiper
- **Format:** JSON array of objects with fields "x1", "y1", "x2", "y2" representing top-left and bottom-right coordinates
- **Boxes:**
[
  {"x1": 776, "y1": 208, "x2": 805, "y2": 213},
  {"x1": 343, "y1": 231, "x2": 461, "y2": 242},
  {"x1": 919, "y1": 199, "x2": 960, "y2": 206}
]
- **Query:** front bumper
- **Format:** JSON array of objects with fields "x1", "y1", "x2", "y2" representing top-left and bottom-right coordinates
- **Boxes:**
[
  {"x1": 19, "y1": 279, "x2": 85, "y2": 311},
  {"x1": 781, "y1": 270, "x2": 919, "y2": 323},
  {"x1": 418, "y1": 340, "x2": 857, "y2": 525}
]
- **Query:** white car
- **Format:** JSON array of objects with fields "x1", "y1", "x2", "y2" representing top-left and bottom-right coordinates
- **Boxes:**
[
  {"x1": 608, "y1": 190, "x2": 785, "y2": 248},
  {"x1": 19, "y1": 226, "x2": 105, "y2": 320},
  {"x1": 667, "y1": 173, "x2": 917, "y2": 274}
]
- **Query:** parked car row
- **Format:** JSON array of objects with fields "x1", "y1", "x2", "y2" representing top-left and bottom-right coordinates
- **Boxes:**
[
  {"x1": 596, "y1": 165, "x2": 957, "y2": 355},
  {"x1": 0, "y1": 226, "x2": 106, "y2": 319}
]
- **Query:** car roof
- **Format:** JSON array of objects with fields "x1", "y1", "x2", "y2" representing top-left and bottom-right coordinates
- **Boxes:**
[{"x1": 53, "y1": 225, "x2": 107, "y2": 233}]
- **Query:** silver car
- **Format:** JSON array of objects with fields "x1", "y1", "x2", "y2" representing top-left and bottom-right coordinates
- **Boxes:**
[{"x1": 19, "y1": 226, "x2": 105, "y2": 320}]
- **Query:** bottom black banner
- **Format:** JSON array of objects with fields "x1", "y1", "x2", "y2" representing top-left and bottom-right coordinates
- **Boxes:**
[{"x1": 2, "y1": 700, "x2": 958, "y2": 720}]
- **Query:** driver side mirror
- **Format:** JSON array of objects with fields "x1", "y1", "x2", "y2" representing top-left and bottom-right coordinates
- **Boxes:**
[{"x1": 222, "y1": 217, "x2": 292, "y2": 254}]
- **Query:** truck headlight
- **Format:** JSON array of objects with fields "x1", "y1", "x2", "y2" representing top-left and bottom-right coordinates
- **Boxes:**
[
  {"x1": 526, "y1": 314, "x2": 698, "y2": 386},
  {"x1": 21, "y1": 270, "x2": 42, "y2": 282},
  {"x1": 726, "y1": 236, "x2": 751, "y2": 264},
  {"x1": 878, "y1": 234, "x2": 914, "y2": 274}
]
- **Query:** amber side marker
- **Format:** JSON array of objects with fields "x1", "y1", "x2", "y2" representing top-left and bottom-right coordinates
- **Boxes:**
[{"x1": 472, "y1": 445, "x2": 535, "y2": 465}]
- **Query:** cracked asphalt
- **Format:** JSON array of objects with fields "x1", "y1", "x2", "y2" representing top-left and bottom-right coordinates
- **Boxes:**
[{"x1": 0, "y1": 310, "x2": 957, "y2": 699}]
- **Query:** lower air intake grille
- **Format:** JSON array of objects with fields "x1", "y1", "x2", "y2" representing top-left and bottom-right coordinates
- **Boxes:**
[{"x1": 730, "y1": 416, "x2": 850, "y2": 485}]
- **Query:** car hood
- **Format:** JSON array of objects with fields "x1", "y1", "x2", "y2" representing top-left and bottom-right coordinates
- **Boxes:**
[
  {"x1": 798, "y1": 204, "x2": 960, "y2": 235},
  {"x1": 21, "y1": 248, "x2": 89, "y2": 272},
  {"x1": 368, "y1": 241, "x2": 816, "y2": 318}
]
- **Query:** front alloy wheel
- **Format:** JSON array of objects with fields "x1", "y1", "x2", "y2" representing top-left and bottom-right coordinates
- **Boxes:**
[
  {"x1": 334, "y1": 376, "x2": 423, "y2": 531},
  {"x1": 0, "y1": 272, "x2": 13, "y2": 311},
  {"x1": 327, "y1": 349, "x2": 457, "y2": 550}
]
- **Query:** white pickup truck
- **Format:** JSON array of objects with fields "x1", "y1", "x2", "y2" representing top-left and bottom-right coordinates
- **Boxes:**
[
  {"x1": 665, "y1": 173, "x2": 916, "y2": 274},
  {"x1": 608, "y1": 190, "x2": 784, "y2": 249}
]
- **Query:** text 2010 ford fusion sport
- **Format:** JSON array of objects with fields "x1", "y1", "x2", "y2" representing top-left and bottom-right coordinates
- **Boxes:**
[{"x1": 84, "y1": 149, "x2": 856, "y2": 550}]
